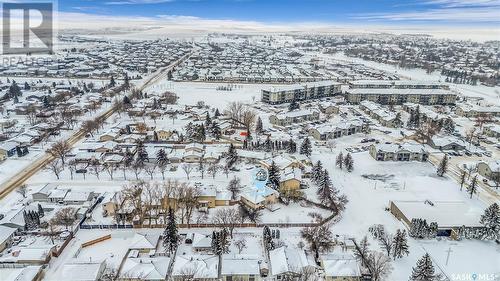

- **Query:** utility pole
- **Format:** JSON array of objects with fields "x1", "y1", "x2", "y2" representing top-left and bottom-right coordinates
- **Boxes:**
[{"x1": 445, "y1": 247, "x2": 453, "y2": 266}]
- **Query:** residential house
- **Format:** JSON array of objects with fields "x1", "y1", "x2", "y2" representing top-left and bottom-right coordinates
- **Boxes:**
[
  {"x1": 268, "y1": 246, "x2": 315, "y2": 280},
  {"x1": 171, "y1": 255, "x2": 219, "y2": 281},
  {"x1": 483, "y1": 124, "x2": 500, "y2": 140},
  {"x1": 261, "y1": 81, "x2": 341, "y2": 104},
  {"x1": 428, "y1": 135, "x2": 466, "y2": 151},
  {"x1": 369, "y1": 143, "x2": 429, "y2": 162},
  {"x1": 477, "y1": 160, "x2": 500, "y2": 182},
  {"x1": 0, "y1": 141, "x2": 18, "y2": 158},
  {"x1": 321, "y1": 257, "x2": 361, "y2": 281},
  {"x1": 308, "y1": 119, "x2": 365, "y2": 141},
  {"x1": 221, "y1": 255, "x2": 263, "y2": 281},
  {"x1": 0, "y1": 225, "x2": 17, "y2": 252},
  {"x1": 269, "y1": 110, "x2": 320, "y2": 127}
]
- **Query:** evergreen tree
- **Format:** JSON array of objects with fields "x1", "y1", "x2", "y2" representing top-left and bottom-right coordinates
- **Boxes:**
[
  {"x1": 38, "y1": 204, "x2": 44, "y2": 217},
  {"x1": 468, "y1": 175, "x2": 478, "y2": 199},
  {"x1": 263, "y1": 226, "x2": 275, "y2": 251},
  {"x1": 317, "y1": 169, "x2": 332, "y2": 204},
  {"x1": 163, "y1": 208, "x2": 178, "y2": 255},
  {"x1": 109, "y1": 76, "x2": 116, "y2": 87},
  {"x1": 205, "y1": 112, "x2": 212, "y2": 128},
  {"x1": 8, "y1": 81, "x2": 21, "y2": 98},
  {"x1": 288, "y1": 100, "x2": 300, "y2": 111},
  {"x1": 255, "y1": 117, "x2": 263, "y2": 134},
  {"x1": 414, "y1": 106, "x2": 421, "y2": 128},
  {"x1": 300, "y1": 137, "x2": 312, "y2": 157},
  {"x1": 394, "y1": 112, "x2": 403, "y2": 128},
  {"x1": 43, "y1": 96, "x2": 50, "y2": 108},
  {"x1": 24, "y1": 81, "x2": 30, "y2": 90},
  {"x1": 210, "y1": 121, "x2": 221, "y2": 140},
  {"x1": 267, "y1": 161, "x2": 281, "y2": 190},
  {"x1": 214, "y1": 108, "x2": 221, "y2": 118},
  {"x1": 226, "y1": 143, "x2": 238, "y2": 168},
  {"x1": 156, "y1": 149, "x2": 168, "y2": 166},
  {"x1": 287, "y1": 138, "x2": 296, "y2": 153},
  {"x1": 344, "y1": 153, "x2": 354, "y2": 172},
  {"x1": 336, "y1": 152, "x2": 343, "y2": 169},
  {"x1": 136, "y1": 141, "x2": 148, "y2": 163},
  {"x1": 410, "y1": 253, "x2": 438, "y2": 281},
  {"x1": 124, "y1": 73, "x2": 130, "y2": 89},
  {"x1": 479, "y1": 203, "x2": 500, "y2": 240},
  {"x1": 211, "y1": 229, "x2": 230, "y2": 255},
  {"x1": 264, "y1": 136, "x2": 272, "y2": 152},
  {"x1": 392, "y1": 229, "x2": 409, "y2": 260},
  {"x1": 312, "y1": 161, "x2": 323, "y2": 183},
  {"x1": 436, "y1": 155, "x2": 448, "y2": 177},
  {"x1": 443, "y1": 118, "x2": 455, "y2": 134}
]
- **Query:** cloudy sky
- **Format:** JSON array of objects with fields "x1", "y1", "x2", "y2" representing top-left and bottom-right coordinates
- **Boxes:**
[
  {"x1": 3, "y1": 0, "x2": 500, "y2": 40},
  {"x1": 59, "y1": 0, "x2": 500, "y2": 24}
]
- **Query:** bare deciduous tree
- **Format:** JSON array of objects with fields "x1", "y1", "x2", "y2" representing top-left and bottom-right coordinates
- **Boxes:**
[
  {"x1": 144, "y1": 164, "x2": 157, "y2": 180},
  {"x1": 46, "y1": 159, "x2": 64, "y2": 179},
  {"x1": 182, "y1": 164, "x2": 194, "y2": 180},
  {"x1": 16, "y1": 184, "x2": 28, "y2": 198},
  {"x1": 212, "y1": 208, "x2": 241, "y2": 238},
  {"x1": 227, "y1": 177, "x2": 242, "y2": 200},
  {"x1": 52, "y1": 207, "x2": 77, "y2": 230},
  {"x1": 234, "y1": 238, "x2": 247, "y2": 254},
  {"x1": 207, "y1": 164, "x2": 221, "y2": 179},
  {"x1": 48, "y1": 140, "x2": 71, "y2": 164}
]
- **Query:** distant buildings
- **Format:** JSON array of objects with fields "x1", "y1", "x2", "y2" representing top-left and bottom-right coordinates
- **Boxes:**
[
  {"x1": 455, "y1": 104, "x2": 500, "y2": 118},
  {"x1": 269, "y1": 109, "x2": 320, "y2": 127},
  {"x1": 346, "y1": 80, "x2": 456, "y2": 105},
  {"x1": 261, "y1": 81, "x2": 341, "y2": 104}
]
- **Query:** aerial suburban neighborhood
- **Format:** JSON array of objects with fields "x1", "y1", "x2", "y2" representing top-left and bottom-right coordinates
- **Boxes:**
[{"x1": 0, "y1": 1, "x2": 498, "y2": 281}]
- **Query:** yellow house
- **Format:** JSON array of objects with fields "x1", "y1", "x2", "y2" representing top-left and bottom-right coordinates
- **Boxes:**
[
  {"x1": 197, "y1": 186, "x2": 217, "y2": 211},
  {"x1": 215, "y1": 191, "x2": 232, "y2": 206},
  {"x1": 279, "y1": 168, "x2": 302, "y2": 192},
  {"x1": 156, "y1": 129, "x2": 173, "y2": 141}
]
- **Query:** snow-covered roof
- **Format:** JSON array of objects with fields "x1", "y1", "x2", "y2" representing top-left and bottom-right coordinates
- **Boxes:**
[
  {"x1": 119, "y1": 256, "x2": 170, "y2": 280},
  {"x1": 273, "y1": 109, "x2": 318, "y2": 120},
  {"x1": 263, "y1": 80, "x2": 340, "y2": 92},
  {"x1": 392, "y1": 200, "x2": 483, "y2": 228},
  {"x1": 172, "y1": 255, "x2": 219, "y2": 279},
  {"x1": 241, "y1": 185, "x2": 278, "y2": 205},
  {"x1": 221, "y1": 255, "x2": 261, "y2": 275},
  {"x1": 0, "y1": 266, "x2": 42, "y2": 281},
  {"x1": 269, "y1": 246, "x2": 312, "y2": 275},
  {"x1": 64, "y1": 191, "x2": 93, "y2": 202},
  {"x1": 0, "y1": 225, "x2": 16, "y2": 244},
  {"x1": 323, "y1": 259, "x2": 361, "y2": 277},
  {"x1": 48, "y1": 262, "x2": 104, "y2": 281},
  {"x1": 348, "y1": 88, "x2": 452, "y2": 96}
]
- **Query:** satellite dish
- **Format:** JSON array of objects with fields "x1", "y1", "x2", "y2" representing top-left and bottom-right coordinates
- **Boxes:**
[{"x1": 255, "y1": 168, "x2": 268, "y2": 181}]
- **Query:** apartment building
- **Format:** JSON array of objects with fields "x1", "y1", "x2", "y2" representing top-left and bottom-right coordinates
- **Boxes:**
[
  {"x1": 261, "y1": 81, "x2": 342, "y2": 104},
  {"x1": 345, "y1": 80, "x2": 456, "y2": 105},
  {"x1": 269, "y1": 109, "x2": 320, "y2": 127}
]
